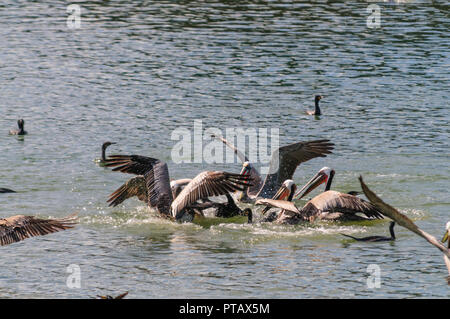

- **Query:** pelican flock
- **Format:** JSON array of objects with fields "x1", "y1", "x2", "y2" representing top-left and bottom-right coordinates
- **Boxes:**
[{"x1": 3, "y1": 94, "x2": 448, "y2": 299}]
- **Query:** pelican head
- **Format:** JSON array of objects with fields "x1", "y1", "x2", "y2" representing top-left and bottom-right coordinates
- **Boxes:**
[
  {"x1": 442, "y1": 221, "x2": 450, "y2": 245},
  {"x1": 273, "y1": 179, "x2": 297, "y2": 202},
  {"x1": 294, "y1": 167, "x2": 335, "y2": 199}
]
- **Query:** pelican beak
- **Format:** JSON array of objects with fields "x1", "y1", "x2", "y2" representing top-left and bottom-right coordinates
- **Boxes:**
[
  {"x1": 442, "y1": 230, "x2": 449, "y2": 244},
  {"x1": 273, "y1": 185, "x2": 290, "y2": 201},
  {"x1": 294, "y1": 171, "x2": 328, "y2": 199}
]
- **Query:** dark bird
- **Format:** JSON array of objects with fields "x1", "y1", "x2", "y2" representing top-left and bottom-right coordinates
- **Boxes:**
[
  {"x1": 97, "y1": 291, "x2": 129, "y2": 299},
  {"x1": 9, "y1": 119, "x2": 27, "y2": 135},
  {"x1": 341, "y1": 221, "x2": 396, "y2": 242},
  {"x1": 211, "y1": 135, "x2": 334, "y2": 201},
  {"x1": 0, "y1": 188, "x2": 16, "y2": 193},
  {"x1": 0, "y1": 213, "x2": 77, "y2": 246},
  {"x1": 96, "y1": 142, "x2": 116, "y2": 165},
  {"x1": 306, "y1": 95, "x2": 323, "y2": 116},
  {"x1": 104, "y1": 154, "x2": 251, "y2": 222}
]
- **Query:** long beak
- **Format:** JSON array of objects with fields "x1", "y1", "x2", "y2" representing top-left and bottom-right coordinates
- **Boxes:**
[
  {"x1": 261, "y1": 185, "x2": 291, "y2": 215},
  {"x1": 442, "y1": 231, "x2": 449, "y2": 243},
  {"x1": 294, "y1": 172, "x2": 327, "y2": 199}
]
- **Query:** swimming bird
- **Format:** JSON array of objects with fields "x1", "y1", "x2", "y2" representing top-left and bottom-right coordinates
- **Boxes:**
[
  {"x1": 359, "y1": 176, "x2": 450, "y2": 282},
  {"x1": 294, "y1": 167, "x2": 384, "y2": 221},
  {"x1": 306, "y1": 95, "x2": 323, "y2": 116},
  {"x1": 96, "y1": 142, "x2": 116, "y2": 165},
  {"x1": 9, "y1": 119, "x2": 27, "y2": 135},
  {"x1": 211, "y1": 135, "x2": 334, "y2": 201},
  {"x1": 0, "y1": 188, "x2": 16, "y2": 193},
  {"x1": 0, "y1": 213, "x2": 77, "y2": 246},
  {"x1": 341, "y1": 221, "x2": 396, "y2": 242},
  {"x1": 104, "y1": 154, "x2": 251, "y2": 222}
]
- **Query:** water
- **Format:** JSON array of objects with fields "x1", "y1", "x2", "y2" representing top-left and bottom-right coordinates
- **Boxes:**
[{"x1": 0, "y1": 1, "x2": 448, "y2": 298}]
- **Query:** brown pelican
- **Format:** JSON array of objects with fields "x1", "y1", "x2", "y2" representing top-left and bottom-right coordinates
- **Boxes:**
[
  {"x1": 341, "y1": 221, "x2": 396, "y2": 242},
  {"x1": 255, "y1": 168, "x2": 383, "y2": 224},
  {"x1": 0, "y1": 188, "x2": 16, "y2": 193},
  {"x1": 260, "y1": 179, "x2": 297, "y2": 221},
  {"x1": 306, "y1": 95, "x2": 323, "y2": 116},
  {"x1": 104, "y1": 154, "x2": 251, "y2": 222},
  {"x1": 0, "y1": 213, "x2": 77, "y2": 246},
  {"x1": 107, "y1": 177, "x2": 192, "y2": 207},
  {"x1": 211, "y1": 135, "x2": 334, "y2": 201},
  {"x1": 9, "y1": 119, "x2": 27, "y2": 135},
  {"x1": 294, "y1": 167, "x2": 383, "y2": 221},
  {"x1": 359, "y1": 176, "x2": 450, "y2": 283}
]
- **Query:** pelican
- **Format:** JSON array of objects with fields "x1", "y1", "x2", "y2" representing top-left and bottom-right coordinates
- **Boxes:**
[
  {"x1": 104, "y1": 154, "x2": 251, "y2": 222},
  {"x1": 0, "y1": 188, "x2": 16, "y2": 193},
  {"x1": 306, "y1": 95, "x2": 323, "y2": 116},
  {"x1": 359, "y1": 176, "x2": 450, "y2": 283},
  {"x1": 107, "y1": 177, "x2": 192, "y2": 207},
  {"x1": 0, "y1": 213, "x2": 77, "y2": 246},
  {"x1": 211, "y1": 135, "x2": 334, "y2": 201},
  {"x1": 9, "y1": 119, "x2": 27, "y2": 135},
  {"x1": 255, "y1": 168, "x2": 383, "y2": 224},
  {"x1": 259, "y1": 179, "x2": 297, "y2": 221},
  {"x1": 341, "y1": 221, "x2": 396, "y2": 242}
]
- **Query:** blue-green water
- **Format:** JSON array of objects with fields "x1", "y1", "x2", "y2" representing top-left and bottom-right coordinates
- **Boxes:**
[{"x1": 0, "y1": 1, "x2": 448, "y2": 298}]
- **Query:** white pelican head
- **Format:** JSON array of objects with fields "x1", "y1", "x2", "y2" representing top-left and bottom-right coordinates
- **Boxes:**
[{"x1": 294, "y1": 167, "x2": 335, "y2": 199}]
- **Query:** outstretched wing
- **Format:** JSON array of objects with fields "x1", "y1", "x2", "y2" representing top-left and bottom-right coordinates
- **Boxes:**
[
  {"x1": 104, "y1": 155, "x2": 160, "y2": 175},
  {"x1": 255, "y1": 198, "x2": 302, "y2": 214},
  {"x1": 107, "y1": 176, "x2": 148, "y2": 207},
  {"x1": 211, "y1": 134, "x2": 262, "y2": 195},
  {"x1": 359, "y1": 176, "x2": 450, "y2": 259},
  {"x1": 171, "y1": 171, "x2": 251, "y2": 219},
  {"x1": 258, "y1": 139, "x2": 334, "y2": 198},
  {"x1": 301, "y1": 190, "x2": 383, "y2": 220},
  {"x1": 0, "y1": 214, "x2": 77, "y2": 246},
  {"x1": 145, "y1": 162, "x2": 173, "y2": 216}
]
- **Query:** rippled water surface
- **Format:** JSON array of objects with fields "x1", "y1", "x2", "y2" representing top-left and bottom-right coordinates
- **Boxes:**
[{"x1": 0, "y1": 1, "x2": 449, "y2": 298}]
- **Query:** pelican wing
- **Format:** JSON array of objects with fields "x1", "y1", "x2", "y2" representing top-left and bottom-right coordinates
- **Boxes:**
[
  {"x1": 301, "y1": 190, "x2": 384, "y2": 220},
  {"x1": 258, "y1": 139, "x2": 334, "y2": 198},
  {"x1": 255, "y1": 199, "x2": 302, "y2": 214},
  {"x1": 107, "y1": 176, "x2": 148, "y2": 207},
  {"x1": 171, "y1": 171, "x2": 250, "y2": 219},
  {"x1": 359, "y1": 176, "x2": 450, "y2": 259},
  {"x1": 104, "y1": 155, "x2": 160, "y2": 175},
  {"x1": 170, "y1": 178, "x2": 193, "y2": 198},
  {"x1": 211, "y1": 134, "x2": 262, "y2": 195},
  {"x1": 0, "y1": 214, "x2": 77, "y2": 246},
  {"x1": 145, "y1": 162, "x2": 173, "y2": 216}
]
